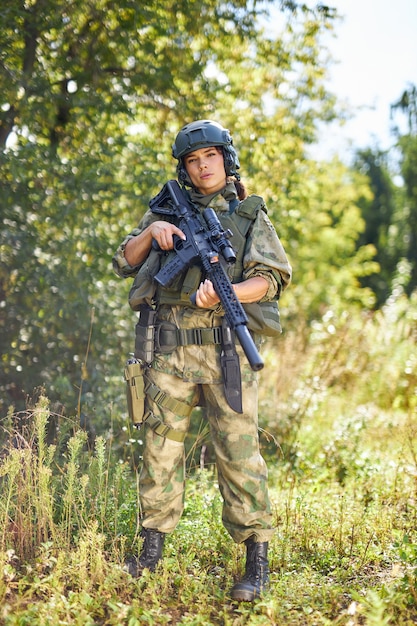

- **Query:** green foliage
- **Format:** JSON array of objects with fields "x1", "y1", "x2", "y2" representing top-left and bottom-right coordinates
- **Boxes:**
[
  {"x1": 0, "y1": 0, "x2": 351, "y2": 418},
  {"x1": 353, "y1": 84, "x2": 417, "y2": 306},
  {"x1": 0, "y1": 299, "x2": 416, "y2": 623},
  {"x1": 353, "y1": 148, "x2": 399, "y2": 305},
  {"x1": 396, "y1": 129, "x2": 417, "y2": 295},
  {"x1": 1, "y1": 8, "x2": 416, "y2": 619},
  {"x1": 260, "y1": 289, "x2": 417, "y2": 456},
  {"x1": 277, "y1": 158, "x2": 379, "y2": 322},
  {"x1": 0, "y1": 396, "x2": 138, "y2": 564}
]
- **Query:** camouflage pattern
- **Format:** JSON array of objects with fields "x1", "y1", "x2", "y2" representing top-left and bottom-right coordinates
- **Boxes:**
[
  {"x1": 113, "y1": 183, "x2": 292, "y2": 544},
  {"x1": 113, "y1": 188, "x2": 292, "y2": 296},
  {"x1": 140, "y1": 365, "x2": 275, "y2": 543}
]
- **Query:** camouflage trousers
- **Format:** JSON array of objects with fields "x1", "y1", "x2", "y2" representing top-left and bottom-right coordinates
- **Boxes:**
[{"x1": 139, "y1": 367, "x2": 275, "y2": 544}]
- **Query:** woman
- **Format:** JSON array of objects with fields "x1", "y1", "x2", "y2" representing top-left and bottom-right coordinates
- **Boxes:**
[{"x1": 113, "y1": 120, "x2": 292, "y2": 601}]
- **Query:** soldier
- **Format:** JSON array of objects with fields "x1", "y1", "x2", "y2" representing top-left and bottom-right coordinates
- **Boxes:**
[{"x1": 112, "y1": 120, "x2": 292, "y2": 602}]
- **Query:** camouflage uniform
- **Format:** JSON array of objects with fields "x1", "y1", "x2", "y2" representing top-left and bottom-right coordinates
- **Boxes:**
[{"x1": 113, "y1": 185, "x2": 291, "y2": 544}]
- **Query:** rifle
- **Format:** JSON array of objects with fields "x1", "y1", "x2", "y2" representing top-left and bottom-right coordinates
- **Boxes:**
[{"x1": 149, "y1": 180, "x2": 264, "y2": 373}]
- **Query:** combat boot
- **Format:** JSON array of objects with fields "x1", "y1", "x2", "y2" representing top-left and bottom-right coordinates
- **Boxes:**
[
  {"x1": 125, "y1": 527, "x2": 165, "y2": 577},
  {"x1": 230, "y1": 538, "x2": 269, "y2": 602}
]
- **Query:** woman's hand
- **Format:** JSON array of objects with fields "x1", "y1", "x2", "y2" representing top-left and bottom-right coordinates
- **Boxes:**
[
  {"x1": 194, "y1": 279, "x2": 220, "y2": 308},
  {"x1": 150, "y1": 221, "x2": 186, "y2": 251},
  {"x1": 124, "y1": 221, "x2": 185, "y2": 265},
  {"x1": 194, "y1": 276, "x2": 269, "y2": 309}
]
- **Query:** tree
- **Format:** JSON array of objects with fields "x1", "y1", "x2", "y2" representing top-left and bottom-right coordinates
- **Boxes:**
[
  {"x1": 275, "y1": 157, "x2": 378, "y2": 323},
  {"x1": 389, "y1": 85, "x2": 417, "y2": 296},
  {"x1": 0, "y1": 0, "x2": 349, "y2": 421},
  {"x1": 353, "y1": 148, "x2": 398, "y2": 306}
]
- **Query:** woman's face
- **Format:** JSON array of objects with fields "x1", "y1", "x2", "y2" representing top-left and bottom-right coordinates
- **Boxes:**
[{"x1": 184, "y1": 146, "x2": 226, "y2": 195}]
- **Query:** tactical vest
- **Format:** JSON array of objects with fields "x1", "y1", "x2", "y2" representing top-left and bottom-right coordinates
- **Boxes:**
[
  {"x1": 129, "y1": 195, "x2": 282, "y2": 337},
  {"x1": 155, "y1": 196, "x2": 261, "y2": 305}
]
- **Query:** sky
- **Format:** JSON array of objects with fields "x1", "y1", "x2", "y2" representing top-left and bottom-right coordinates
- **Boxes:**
[{"x1": 312, "y1": 0, "x2": 417, "y2": 161}]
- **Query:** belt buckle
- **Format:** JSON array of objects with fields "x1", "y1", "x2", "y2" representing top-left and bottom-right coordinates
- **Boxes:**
[
  {"x1": 213, "y1": 326, "x2": 223, "y2": 344},
  {"x1": 193, "y1": 328, "x2": 203, "y2": 345}
]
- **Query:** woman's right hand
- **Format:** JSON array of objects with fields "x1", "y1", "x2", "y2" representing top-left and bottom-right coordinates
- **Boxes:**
[
  {"x1": 124, "y1": 221, "x2": 186, "y2": 266},
  {"x1": 150, "y1": 221, "x2": 186, "y2": 250}
]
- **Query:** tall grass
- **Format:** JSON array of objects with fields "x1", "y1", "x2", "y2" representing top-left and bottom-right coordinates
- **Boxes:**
[{"x1": 0, "y1": 295, "x2": 416, "y2": 624}]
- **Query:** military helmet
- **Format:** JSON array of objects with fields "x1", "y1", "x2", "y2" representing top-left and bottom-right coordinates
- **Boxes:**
[{"x1": 172, "y1": 120, "x2": 240, "y2": 184}]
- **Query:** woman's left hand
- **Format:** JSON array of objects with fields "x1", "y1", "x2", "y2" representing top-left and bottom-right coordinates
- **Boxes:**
[
  {"x1": 194, "y1": 275, "x2": 269, "y2": 308},
  {"x1": 194, "y1": 279, "x2": 220, "y2": 308}
]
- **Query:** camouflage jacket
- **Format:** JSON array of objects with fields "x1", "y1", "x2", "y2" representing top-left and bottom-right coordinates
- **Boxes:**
[{"x1": 113, "y1": 184, "x2": 292, "y2": 383}]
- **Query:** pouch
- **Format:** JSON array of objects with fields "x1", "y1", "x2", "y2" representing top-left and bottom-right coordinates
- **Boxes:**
[
  {"x1": 242, "y1": 300, "x2": 282, "y2": 337},
  {"x1": 134, "y1": 305, "x2": 158, "y2": 363},
  {"x1": 128, "y1": 248, "x2": 162, "y2": 310},
  {"x1": 124, "y1": 357, "x2": 146, "y2": 426}
]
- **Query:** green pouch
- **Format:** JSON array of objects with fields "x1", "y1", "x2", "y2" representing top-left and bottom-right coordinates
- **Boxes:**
[
  {"x1": 242, "y1": 300, "x2": 282, "y2": 337},
  {"x1": 124, "y1": 357, "x2": 146, "y2": 426},
  {"x1": 128, "y1": 248, "x2": 161, "y2": 310}
]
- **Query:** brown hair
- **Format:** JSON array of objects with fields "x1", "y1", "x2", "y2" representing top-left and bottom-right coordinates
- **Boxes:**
[{"x1": 227, "y1": 176, "x2": 248, "y2": 200}]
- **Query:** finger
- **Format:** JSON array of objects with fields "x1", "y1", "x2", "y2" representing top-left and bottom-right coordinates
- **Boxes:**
[
  {"x1": 204, "y1": 279, "x2": 217, "y2": 299},
  {"x1": 195, "y1": 283, "x2": 207, "y2": 308},
  {"x1": 159, "y1": 234, "x2": 170, "y2": 250},
  {"x1": 174, "y1": 226, "x2": 186, "y2": 240}
]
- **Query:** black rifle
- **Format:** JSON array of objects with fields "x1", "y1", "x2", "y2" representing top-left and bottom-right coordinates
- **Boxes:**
[{"x1": 149, "y1": 180, "x2": 264, "y2": 373}]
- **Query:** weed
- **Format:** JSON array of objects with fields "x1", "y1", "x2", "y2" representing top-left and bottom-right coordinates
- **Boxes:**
[{"x1": 1, "y1": 298, "x2": 417, "y2": 624}]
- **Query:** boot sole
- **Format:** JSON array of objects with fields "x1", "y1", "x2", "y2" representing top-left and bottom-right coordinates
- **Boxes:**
[{"x1": 230, "y1": 588, "x2": 258, "y2": 602}]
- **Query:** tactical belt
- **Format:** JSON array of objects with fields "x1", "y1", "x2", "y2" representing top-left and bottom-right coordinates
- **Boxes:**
[
  {"x1": 141, "y1": 322, "x2": 242, "y2": 440},
  {"x1": 156, "y1": 324, "x2": 223, "y2": 351}
]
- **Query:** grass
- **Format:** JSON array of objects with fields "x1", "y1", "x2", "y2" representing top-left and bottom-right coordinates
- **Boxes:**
[
  {"x1": 1, "y1": 299, "x2": 417, "y2": 624},
  {"x1": 1, "y1": 404, "x2": 416, "y2": 625}
]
